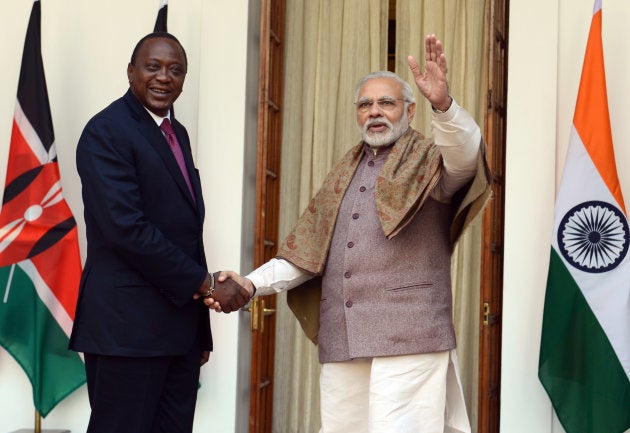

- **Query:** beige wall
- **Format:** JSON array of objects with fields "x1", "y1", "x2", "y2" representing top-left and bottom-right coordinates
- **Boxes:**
[
  {"x1": 0, "y1": 1, "x2": 249, "y2": 432},
  {"x1": 1, "y1": 0, "x2": 629, "y2": 432},
  {"x1": 503, "y1": 1, "x2": 630, "y2": 432}
]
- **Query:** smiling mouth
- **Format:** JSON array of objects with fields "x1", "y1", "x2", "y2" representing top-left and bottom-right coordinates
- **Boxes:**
[{"x1": 150, "y1": 87, "x2": 170, "y2": 95}]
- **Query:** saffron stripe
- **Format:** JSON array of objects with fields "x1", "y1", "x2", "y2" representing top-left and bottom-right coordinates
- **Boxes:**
[{"x1": 572, "y1": 9, "x2": 625, "y2": 214}]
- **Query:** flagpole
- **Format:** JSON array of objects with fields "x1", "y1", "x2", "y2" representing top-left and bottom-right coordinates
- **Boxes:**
[{"x1": 35, "y1": 410, "x2": 41, "y2": 433}]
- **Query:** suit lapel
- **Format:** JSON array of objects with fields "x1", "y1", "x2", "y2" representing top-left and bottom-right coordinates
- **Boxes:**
[{"x1": 123, "y1": 91, "x2": 199, "y2": 211}]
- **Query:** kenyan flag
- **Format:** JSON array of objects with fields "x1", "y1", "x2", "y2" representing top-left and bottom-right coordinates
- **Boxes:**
[{"x1": 0, "y1": 0, "x2": 85, "y2": 418}]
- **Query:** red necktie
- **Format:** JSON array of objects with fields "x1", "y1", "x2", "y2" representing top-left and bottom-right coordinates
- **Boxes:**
[{"x1": 160, "y1": 118, "x2": 196, "y2": 202}]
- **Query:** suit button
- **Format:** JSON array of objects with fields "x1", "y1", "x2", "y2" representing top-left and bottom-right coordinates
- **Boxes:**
[
  {"x1": 352, "y1": 213, "x2": 359, "y2": 220},
  {"x1": 345, "y1": 300, "x2": 353, "y2": 308},
  {"x1": 359, "y1": 186, "x2": 366, "y2": 192},
  {"x1": 347, "y1": 241, "x2": 354, "y2": 248},
  {"x1": 344, "y1": 271, "x2": 351, "y2": 279},
  {"x1": 368, "y1": 160, "x2": 375, "y2": 167}
]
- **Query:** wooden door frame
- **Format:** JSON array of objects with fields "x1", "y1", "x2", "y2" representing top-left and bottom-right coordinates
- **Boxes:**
[
  {"x1": 249, "y1": 0, "x2": 286, "y2": 432},
  {"x1": 478, "y1": 0, "x2": 509, "y2": 432}
]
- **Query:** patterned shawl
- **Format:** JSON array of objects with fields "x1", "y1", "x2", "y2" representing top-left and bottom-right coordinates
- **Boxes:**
[
  {"x1": 278, "y1": 127, "x2": 491, "y2": 343},
  {"x1": 277, "y1": 127, "x2": 442, "y2": 274}
]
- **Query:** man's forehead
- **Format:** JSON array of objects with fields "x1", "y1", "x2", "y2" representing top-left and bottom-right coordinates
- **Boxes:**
[
  {"x1": 358, "y1": 77, "x2": 403, "y2": 98},
  {"x1": 139, "y1": 38, "x2": 183, "y2": 57}
]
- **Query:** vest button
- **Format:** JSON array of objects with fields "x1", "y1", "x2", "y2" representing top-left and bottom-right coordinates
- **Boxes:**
[
  {"x1": 347, "y1": 241, "x2": 354, "y2": 248},
  {"x1": 352, "y1": 213, "x2": 359, "y2": 220},
  {"x1": 359, "y1": 186, "x2": 366, "y2": 192},
  {"x1": 368, "y1": 160, "x2": 375, "y2": 167},
  {"x1": 345, "y1": 300, "x2": 353, "y2": 308},
  {"x1": 344, "y1": 271, "x2": 351, "y2": 279}
]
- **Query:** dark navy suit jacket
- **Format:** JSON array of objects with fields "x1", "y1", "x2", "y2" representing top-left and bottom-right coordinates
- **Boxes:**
[{"x1": 70, "y1": 90, "x2": 212, "y2": 357}]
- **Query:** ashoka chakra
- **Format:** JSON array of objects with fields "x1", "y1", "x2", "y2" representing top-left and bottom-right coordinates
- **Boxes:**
[{"x1": 558, "y1": 200, "x2": 629, "y2": 273}]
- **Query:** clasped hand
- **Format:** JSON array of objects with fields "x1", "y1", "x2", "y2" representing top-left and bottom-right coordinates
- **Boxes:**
[
  {"x1": 203, "y1": 271, "x2": 255, "y2": 313},
  {"x1": 194, "y1": 271, "x2": 253, "y2": 313}
]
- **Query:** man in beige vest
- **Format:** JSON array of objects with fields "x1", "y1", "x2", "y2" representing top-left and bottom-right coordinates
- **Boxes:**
[{"x1": 208, "y1": 34, "x2": 490, "y2": 433}]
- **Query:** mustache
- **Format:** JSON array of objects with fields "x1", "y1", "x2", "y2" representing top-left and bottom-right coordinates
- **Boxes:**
[{"x1": 364, "y1": 117, "x2": 392, "y2": 130}]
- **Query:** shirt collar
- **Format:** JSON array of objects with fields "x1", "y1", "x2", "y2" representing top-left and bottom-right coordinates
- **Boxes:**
[{"x1": 144, "y1": 107, "x2": 171, "y2": 127}]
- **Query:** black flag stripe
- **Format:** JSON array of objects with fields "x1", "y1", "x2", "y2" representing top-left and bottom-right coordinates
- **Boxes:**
[
  {"x1": 28, "y1": 217, "x2": 77, "y2": 258},
  {"x1": 2, "y1": 166, "x2": 44, "y2": 205},
  {"x1": 154, "y1": 3, "x2": 168, "y2": 32},
  {"x1": 16, "y1": 1, "x2": 54, "y2": 156}
]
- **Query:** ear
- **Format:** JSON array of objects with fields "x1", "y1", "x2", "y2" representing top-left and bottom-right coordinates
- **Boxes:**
[
  {"x1": 406, "y1": 102, "x2": 416, "y2": 124},
  {"x1": 127, "y1": 63, "x2": 133, "y2": 83}
]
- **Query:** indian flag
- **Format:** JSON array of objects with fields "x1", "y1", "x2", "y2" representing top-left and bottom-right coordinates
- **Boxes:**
[
  {"x1": 539, "y1": 1, "x2": 630, "y2": 432},
  {"x1": 0, "y1": 0, "x2": 85, "y2": 418}
]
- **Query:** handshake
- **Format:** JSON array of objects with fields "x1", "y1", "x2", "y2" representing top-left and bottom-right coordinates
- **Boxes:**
[{"x1": 194, "y1": 271, "x2": 255, "y2": 313}]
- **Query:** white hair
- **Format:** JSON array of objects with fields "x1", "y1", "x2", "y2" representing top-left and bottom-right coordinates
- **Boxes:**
[{"x1": 353, "y1": 71, "x2": 416, "y2": 108}]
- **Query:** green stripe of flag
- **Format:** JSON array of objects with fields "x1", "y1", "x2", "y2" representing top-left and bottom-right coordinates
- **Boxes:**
[
  {"x1": 0, "y1": 263, "x2": 85, "y2": 417},
  {"x1": 539, "y1": 249, "x2": 630, "y2": 433}
]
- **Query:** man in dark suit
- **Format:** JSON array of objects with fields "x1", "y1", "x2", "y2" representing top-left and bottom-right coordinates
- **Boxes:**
[{"x1": 69, "y1": 32, "x2": 252, "y2": 433}]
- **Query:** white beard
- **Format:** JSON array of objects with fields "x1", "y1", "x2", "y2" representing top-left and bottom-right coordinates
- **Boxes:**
[{"x1": 358, "y1": 111, "x2": 409, "y2": 148}]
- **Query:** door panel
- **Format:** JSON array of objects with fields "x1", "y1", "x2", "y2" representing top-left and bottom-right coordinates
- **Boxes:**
[
  {"x1": 250, "y1": 0, "x2": 286, "y2": 431},
  {"x1": 478, "y1": 1, "x2": 509, "y2": 432}
]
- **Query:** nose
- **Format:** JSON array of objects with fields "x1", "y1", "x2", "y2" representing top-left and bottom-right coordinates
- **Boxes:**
[
  {"x1": 155, "y1": 67, "x2": 170, "y2": 81},
  {"x1": 368, "y1": 102, "x2": 383, "y2": 116}
]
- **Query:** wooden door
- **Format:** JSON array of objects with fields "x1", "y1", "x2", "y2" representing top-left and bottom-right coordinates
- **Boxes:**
[
  {"x1": 249, "y1": 0, "x2": 286, "y2": 432},
  {"x1": 478, "y1": 0, "x2": 509, "y2": 432}
]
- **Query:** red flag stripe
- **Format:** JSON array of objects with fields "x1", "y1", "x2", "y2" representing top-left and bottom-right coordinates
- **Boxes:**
[
  {"x1": 0, "y1": 164, "x2": 74, "y2": 267},
  {"x1": 6, "y1": 119, "x2": 45, "y2": 187},
  {"x1": 30, "y1": 235, "x2": 82, "y2": 323}
]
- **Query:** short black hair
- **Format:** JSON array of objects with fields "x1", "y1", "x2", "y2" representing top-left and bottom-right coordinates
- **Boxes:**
[{"x1": 130, "y1": 31, "x2": 188, "y2": 67}]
